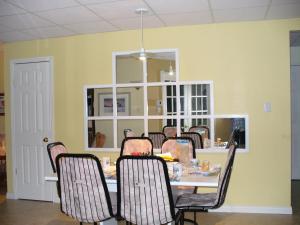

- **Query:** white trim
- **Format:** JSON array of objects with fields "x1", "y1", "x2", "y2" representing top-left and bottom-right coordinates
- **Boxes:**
[
  {"x1": 10, "y1": 56, "x2": 55, "y2": 201},
  {"x1": 212, "y1": 205, "x2": 292, "y2": 214},
  {"x1": 6, "y1": 192, "x2": 17, "y2": 199}
]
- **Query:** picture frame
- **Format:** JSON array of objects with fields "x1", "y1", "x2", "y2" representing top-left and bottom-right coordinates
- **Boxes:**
[
  {"x1": 0, "y1": 93, "x2": 4, "y2": 116},
  {"x1": 98, "y1": 93, "x2": 130, "y2": 116}
]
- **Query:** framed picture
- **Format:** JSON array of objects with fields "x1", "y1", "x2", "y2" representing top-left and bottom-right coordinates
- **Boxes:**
[
  {"x1": 98, "y1": 93, "x2": 130, "y2": 116},
  {"x1": 0, "y1": 93, "x2": 4, "y2": 116}
]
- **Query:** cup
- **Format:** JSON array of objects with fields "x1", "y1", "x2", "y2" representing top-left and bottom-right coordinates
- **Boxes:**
[
  {"x1": 190, "y1": 159, "x2": 199, "y2": 168},
  {"x1": 173, "y1": 163, "x2": 183, "y2": 178},
  {"x1": 201, "y1": 160, "x2": 210, "y2": 172},
  {"x1": 102, "y1": 157, "x2": 110, "y2": 169}
]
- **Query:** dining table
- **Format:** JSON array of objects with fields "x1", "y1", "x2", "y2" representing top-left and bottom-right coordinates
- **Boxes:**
[{"x1": 44, "y1": 162, "x2": 220, "y2": 225}]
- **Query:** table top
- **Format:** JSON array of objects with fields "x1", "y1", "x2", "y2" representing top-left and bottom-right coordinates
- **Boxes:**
[{"x1": 45, "y1": 165, "x2": 219, "y2": 188}]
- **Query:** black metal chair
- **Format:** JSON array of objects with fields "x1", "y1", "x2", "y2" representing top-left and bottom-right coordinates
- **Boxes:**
[
  {"x1": 142, "y1": 132, "x2": 166, "y2": 149},
  {"x1": 55, "y1": 153, "x2": 115, "y2": 225},
  {"x1": 225, "y1": 128, "x2": 240, "y2": 149},
  {"x1": 175, "y1": 144, "x2": 238, "y2": 225},
  {"x1": 181, "y1": 132, "x2": 203, "y2": 149},
  {"x1": 120, "y1": 137, "x2": 153, "y2": 156},
  {"x1": 47, "y1": 141, "x2": 67, "y2": 173},
  {"x1": 189, "y1": 125, "x2": 210, "y2": 140},
  {"x1": 116, "y1": 155, "x2": 181, "y2": 225}
]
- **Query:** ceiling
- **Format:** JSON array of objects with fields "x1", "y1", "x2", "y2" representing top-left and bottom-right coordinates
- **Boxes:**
[{"x1": 0, "y1": 0, "x2": 300, "y2": 44}]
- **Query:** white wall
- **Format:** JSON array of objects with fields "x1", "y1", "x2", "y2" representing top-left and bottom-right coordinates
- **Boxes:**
[{"x1": 291, "y1": 46, "x2": 300, "y2": 180}]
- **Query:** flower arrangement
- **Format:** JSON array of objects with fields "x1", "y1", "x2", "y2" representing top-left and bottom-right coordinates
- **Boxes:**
[{"x1": 131, "y1": 151, "x2": 150, "y2": 156}]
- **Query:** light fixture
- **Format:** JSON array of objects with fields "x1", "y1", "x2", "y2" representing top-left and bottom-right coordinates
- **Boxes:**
[
  {"x1": 135, "y1": 8, "x2": 148, "y2": 61},
  {"x1": 168, "y1": 61, "x2": 174, "y2": 76}
]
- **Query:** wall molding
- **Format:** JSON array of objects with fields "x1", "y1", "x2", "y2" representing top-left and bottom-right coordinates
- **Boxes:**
[
  {"x1": 212, "y1": 205, "x2": 292, "y2": 214},
  {"x1": 6, "y1": 192, "x2": 16, "y2": 199}
]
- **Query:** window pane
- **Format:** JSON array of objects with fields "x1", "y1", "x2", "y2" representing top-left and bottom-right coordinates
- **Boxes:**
[
  {"x1": 192, "y1": 85, "x2": 196, "y2": 96},
  {"x1": 116, "y1": 55, "x2": 143, "y2": 84},
  {"x1": 215, "y1": 118, "x2": 246, "y2": 149},
  {"x1": 89, "y1": 88, "x2": 113, "y2": 117},
  {"x1": 117, "y1": 119, "x2": 144, "y2": 147},
  {"x1": 148, "y1": 51, "x2": 176, "y2": 82},
  {"x1": 167, "y1": 86, "x2": 171, "y2": 96},
  {"x1": 116, "y1": 87, "x2": 144, "y2": 116},
  {"x1": 148, "y1": 86, "x2": 163, "y2": 116},
  {"x1": 88, "y1": 120, "x2": 113, "y2": 148}
]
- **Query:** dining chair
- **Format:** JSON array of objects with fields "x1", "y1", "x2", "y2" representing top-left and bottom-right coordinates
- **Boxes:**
[
  {"x1": 116, "y1": 155, "x2": 181, "y2": 225},
  {"x1": 55, "y1": 153, "x2": 115, "y2": 225},
  {"x1": 124, "y1": 128, "x2": 136, "y2": 138},
  {"x1": 47, "y1": 141, "x2": 67, "y2": 173},
  {"x1": 161, "y1": 137, "x2": 196, "y2": 162},
  {"x1": 181, "y1": 132, "x2": 203, "y2": 149},
  {"x1": 175, "y1": 144, "x2": 238, "y2": 225},
  {"x1": 120, "y1": 137, "x2": 153, "y2": 156},
  {"x1": 189, "y1": 125, "x2": 210, "y2": 139},
  {"x1": 142, "y1": 132, "x2": 166, "y2": 149},
  {"x1": 225, "y1": 128, "x2": 240, "y2": 149},
  {"x1": 162, "y1": 125, "x2": 178, "y2": 138}
]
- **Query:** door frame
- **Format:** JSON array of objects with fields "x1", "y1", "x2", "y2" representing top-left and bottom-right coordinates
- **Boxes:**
[{"x1": 10, "y1": 56, "x2": 55, "y2": 200}]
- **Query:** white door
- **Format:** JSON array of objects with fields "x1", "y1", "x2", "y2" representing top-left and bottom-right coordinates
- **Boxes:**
[
  {"x1": 11, "y1": 58, "x2": 53, "y2": 201},
  {"x1": 292, "y1": 65, "x2": 300, "y2": 180}
]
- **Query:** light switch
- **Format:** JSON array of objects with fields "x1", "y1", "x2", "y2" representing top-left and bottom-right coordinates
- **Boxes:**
[{"x1": 264, "y1": 102, "x2": 272, "y2": 112}]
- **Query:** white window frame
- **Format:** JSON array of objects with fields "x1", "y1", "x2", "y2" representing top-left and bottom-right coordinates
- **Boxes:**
[{"x1": 83, "y1": 49, "x2": 249, "y2": 153}]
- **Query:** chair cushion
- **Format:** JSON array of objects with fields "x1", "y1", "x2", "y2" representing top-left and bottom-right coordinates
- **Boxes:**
[{"x1": 175, "y1": 192, "x2": 217, "y2": 209}]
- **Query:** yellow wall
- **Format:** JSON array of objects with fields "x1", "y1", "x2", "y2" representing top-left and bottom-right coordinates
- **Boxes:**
[
  {"x1": 4, "y1": 18, "x2": 300, "y2": 208},
  {"x1": 0, "y1": 44, "x2": 4, "y2": 134}
]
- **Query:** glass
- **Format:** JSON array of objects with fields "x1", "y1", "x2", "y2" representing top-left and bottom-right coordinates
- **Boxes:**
[
  {"x1": 117, "y1": 119, "x2": 144, "y2": 148},
  {"x1": 148, "y1": 119, "x2": 164, "y2": 133},
  {"x1": 87, "y1": 88, "x2": 113, "y2": 117},
  {"x1": 88, "y1": 120, "x2": 113, "y2": 148},
  {"x1": 116, "y1": 54, "x2": 143, "y2": 84},
  {"x1": 147, "y1": 86, "x2": 163, "y2": 115},
  {"x1": 215, "y1": 118, "x2": 246, "y2": 149},
  {"x1": 116, "y1": 87, "x2": 144, "y2": 116},
  {"x1": 148, "y1": 51, "x2": 176, "y2": 83}
]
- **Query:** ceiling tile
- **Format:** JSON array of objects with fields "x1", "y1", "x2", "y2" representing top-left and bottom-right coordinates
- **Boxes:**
[
  {"x1": 86, "y1": 0, "x2": 149, "y2": 20},
  {"x1": 0, "y1": 24, "x2": 14, "y2": 33},
  {"x1": 267, "y1": 3, "x2": 300, "y2": 19},
  {"x1": 214, "y1": 7, "x2": 267, "y2": 23},
  {"x1": 159, "y1": 11, "x2": 212, "y2": 26},
  {"x1": 271, "y1": 0, "x2": 300, "y2": 5},
  {"x1": 36, "y1": 6, "x2": 99, "y2": 25},
  {"x1": 0, "y1": 30, "x2": 34, "y2": 42},
  {"x1": 7, "y1": 0, "x2": 79, "y2": 12},
  {"x1": 64, "y1": 20, "x2": 118, "y2": 33},
  {"x1": 0, "y1": 13, "x2": 54, "y2": 30},
  {"x1": 145, "y1": 0, "x2": 209, "y2": 14},
  {"x1": 0, "y1": 0, "x2": 25, "y2": 16},
  {"x1": 110, "y1": 15, "x2": 163, "y2": 30},
  {"x1": 77, "y1": 0, "x2": 126, "y2": 4},
  {"x1": 210, "y1": 0, "x2": 270, "y2": 10},
  {"x1": 23, "y1": 26, "x2": 75, "y2": 39}
]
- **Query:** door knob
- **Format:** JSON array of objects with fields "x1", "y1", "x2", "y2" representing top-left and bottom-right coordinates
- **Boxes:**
[{"x1": 43, "y1": 137, "x2": 48, "y2": 143}]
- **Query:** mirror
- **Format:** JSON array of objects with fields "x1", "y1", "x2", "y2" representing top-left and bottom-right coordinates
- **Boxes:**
[
  {"x1": 116, "y1": 55, "x2": 143, "y2": 84},
  {"x1": 214, "y1": 117, "x2": 247, "y2": 149},
  {"x1": 88, "y1": 120, "x2": 113, "y2": 148},
  {"x1": 117, "y1": 119, "x2": 144, "y2": 148}
]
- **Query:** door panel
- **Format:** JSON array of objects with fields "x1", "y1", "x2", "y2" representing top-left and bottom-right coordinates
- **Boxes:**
[{"x1": 12, "y1": 60, "x2": 53, "y2": 201}]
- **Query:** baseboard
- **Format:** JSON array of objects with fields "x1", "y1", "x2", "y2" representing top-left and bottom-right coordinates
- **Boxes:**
[
  {"x1": 211, "y1": 205, "x2": 293, "y2": 214},
  {"x1": 6, "y1": 192, "x2": 17, "y2": 199}
]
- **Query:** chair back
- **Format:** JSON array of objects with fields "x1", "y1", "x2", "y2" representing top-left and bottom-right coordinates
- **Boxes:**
[
  {"x1": 47, "y1": 142, "x2": 67, "y2": 173},
  {"x1": 162, "y1": 126, "x2": 177, "y2": 138},
  {"x1": 189, "y1": 125, "x2": 210, "y2": 139},
  {"x1": 181, "y1": 132, "x2": 203, "y2": 149},
  {"x1": 56, "y1": 153, "x2": 114, "y2": 223},
  {"x1": 124, "y1": 129, "x2": 136, "y2": 138},
  {"x1": 214, "y1": 144, "x2": 237, "y2": 208},
  {"x1": 142, "y1": 132, "x2": 166, "y2": 149},
  {"x1": 120, "y1": 137, "x2": 153, "y2": 156},
  {"x1": 225, "y1": 129, "x2": 240, "y2": 149},
  {"x1": 161, "y1": 137, "x2": 195, "y2": 164},
  {"x1": 116, "y1": 156, "x2": 175, "y2": 225}
]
